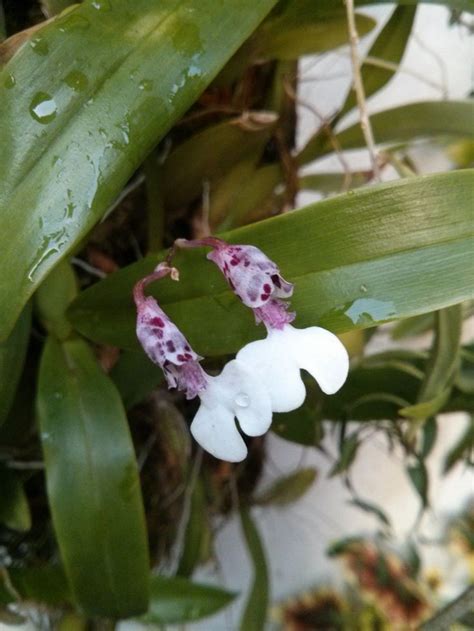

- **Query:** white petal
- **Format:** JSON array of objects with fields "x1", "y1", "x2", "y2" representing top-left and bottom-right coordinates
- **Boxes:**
[
  {"x1": 207, "y1": 360, "x2": 272, "y2": 436},
  {"x1": 190, "y1": 403, "x2": 247, "y2": 462},
  {"x1": 287, "y1": 325, "x2": 349, "y2": 394},
  {"x1": 237, "y1": 335, "x2": 306, "y2": 413}
]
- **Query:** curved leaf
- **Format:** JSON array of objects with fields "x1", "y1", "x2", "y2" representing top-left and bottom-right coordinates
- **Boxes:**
[
  {"x1": 0, "y1": 465, "x2": 31, "y2": 532},
  {"x1": 69, "y1": 170, "x2": 474, "y2": 356},
  {"x1": 299, "y1": 101, "x2": 474, "y2": 165},
  {"x1": 0, "y1": 0, "x2": 278, "y2": 340},
  {"x1": 239, "y1": 507, "x2": 268, "y2": 631},
  {"x1": 37, "y1": 335, "x2": 150, "y2": 617},
  {"x1": 141, "y1": 576, "x2": 236, "y2": 625}
]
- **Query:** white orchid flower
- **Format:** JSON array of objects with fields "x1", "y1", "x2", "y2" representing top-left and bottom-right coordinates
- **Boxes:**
[{"x1": 134, "y1": 264, "x2": 272, "y2": 462}]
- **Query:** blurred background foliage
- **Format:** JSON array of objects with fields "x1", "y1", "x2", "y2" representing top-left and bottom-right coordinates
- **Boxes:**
[{"x1": 0, "y1": 0, "x2": 473, "y2": 628}]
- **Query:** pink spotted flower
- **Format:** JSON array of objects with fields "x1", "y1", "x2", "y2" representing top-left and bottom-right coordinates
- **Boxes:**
[
  {"x1": 177, "y1": 238, "x2": 349, "y2": 413},
  {"x1": 133, "y1": 262, "x2": 272, "y2": 461}
]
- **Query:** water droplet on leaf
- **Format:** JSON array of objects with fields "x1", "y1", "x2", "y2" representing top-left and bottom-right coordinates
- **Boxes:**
[
  {"x1": 360, "y1": 284, "x2": 368, "y2": 293},
  {"x1": 4, "y1": 73, "x2": 16, "y2": 89},
  {"x1": 64, "y1": 70, "x2": 88, "y2": 92},
  {"x1": 139, "y1": 79, "x2": 153, "y2": 91},
  {"x1": 30, "y1": 37, "x2": 49, "y2": 55},
  {"x1": 30, "y1": 92, "x2": 57, "y2": 124}
]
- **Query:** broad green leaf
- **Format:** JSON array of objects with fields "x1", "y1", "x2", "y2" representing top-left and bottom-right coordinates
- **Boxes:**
[
  {"x1": 141, "y1": 576, "x2": 236, "y2": 625},
  {"x1": 37, "y1": 336, "x2": 150, "y2": 617},
  {"x1": 69, "y1": 171, "x2": 474, "y2": 357},
  {"x1": 0, "y1": 0, "x2": 278, "y2": 341},
  {"x1": 299, "y1": 101, "x2": 474, "y2": 165},
  {"x1": 0, "y1": 565, "x2": 71, "y2": 606},
  {"x1": 340, "y1": 5, "x2": 417, "y2": 117},
  {"x1": 272, "y1": 394, "x2": 325, "y2": 446},
  {"x1": 253, "y1": 468, "x2": 317, "y2": 506},
  {"x1": 162, "y1": 114, "x2": 277, "y2": 211},
  {"x1": 0, "y1": 465, "x2": 31, "y2": 532},
  {"x1": 0, "y1": 303, "x2": 30, "y2": 427},
  {"x1": 35, "y1": 258, "x2": 77, "y2": 340},
  {"x1": 239, "y1": 507, "x2": 268, "y2": 631},
  {"x1": 110, "y1": 350, "x2": 163, "y2": 409},
  {"x1": 299, "y1": 171, "x2": 370, "y2": 195},
  {"x1": 256, "y1": 5, "x2": 375, "y2": 60}
]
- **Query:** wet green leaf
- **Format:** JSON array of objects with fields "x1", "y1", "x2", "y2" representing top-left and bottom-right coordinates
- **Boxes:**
[
  {"x1": 239, "y1": 507, "x2": 268, "y2": 631},
  {"x1": 141, "y1": 576, "x2": 236, "y2": 625},
  {"x1": 37, "y1": 336, "x2": 150, "y2": 617},
  {"x1": 0, "y1": 0, "x2": 278, "y2": 341},
  {"x1": 0, "y1": 304, "x2": 30, "y2": 427},
  {"x1": 69, "y1": 171, "x2": 474, "y2": 356},
  {"x1": 254, "y1": 468, "x2": 317, "y2": 506},
  {"x1": 0, "y1": 466, "x2": 31, "y2": 532}
]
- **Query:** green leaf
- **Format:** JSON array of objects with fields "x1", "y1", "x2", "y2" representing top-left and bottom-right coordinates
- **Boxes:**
[
  {"x1": 0, "y1": 0, "x2": 279, "y2": 341},
  {"x1": 0, "y1": 565, "x2": 71, "y2": 607},
  {"x1": 141, "y1": 576, "x2": 236, "y2": 625},
  {"x1": 272, "y1": 399, "x2": 325, "y2": 446},
  {"x1": 299, "y1": 101, "x2": 474, "y2": 165},
  {"x1": 0, "y1": 303, "x2": 30, "y2": 427},
  {"x1": 69, "y1": 171, "x2": 474, "y2": 356},
  {"x1": 349, "y1": 498, "x2": 391, "y2": 528},
  {"x1": 110, "y1": 350, "x2": 163, "y2": 409},
  {"x1": 39, "y1": 0, "x2": 77, "y2": 18},
  {"x1": 340, "y1": 5, "x2": 417, "y2": 117},
  {"x1": 35, "y1": 259, "x2": 77, "y2": 340},
  {"x1": 421, "y1": 417, "x2": 438, "y2": 458},
  {"x1": 239, "y1": 507, "x2": 268, "y2": 631},
  {"x1": 358, "y1": 0, "x2": 474, "y2": 10},
  {"x1": 162, "y1": 114, "x2": 276, "y2": 211},
  {"x1": 0, "y1": 466, "x2": 31, "y2": 532},
  {"x1": 177, "y1": 479, "x2": 210, "y2": 578},
  {"x1": 253, "y1": 468, "x2": 317, "y2": 506},
  {"x1": 37, "y1": 336, "x2": 150, "y2": 617},
  {"x1": 401, "y1": 305, "x2": 463, "y2": 419},
  {"x1": 391, "y1": 312, "x2": 435, "y2": 339},
  {"x1": 443, "y1": 416, "x2": 474, "y2": 473},
  {"x1": 329, "y1": 433, "x2": 360, "y2": 476},
  {"x1": 406, "y1": 459, "x2": 429, "y2": 508},
  {"x1": 256, "y1": 4, "x2": 375, "y2": 60}
]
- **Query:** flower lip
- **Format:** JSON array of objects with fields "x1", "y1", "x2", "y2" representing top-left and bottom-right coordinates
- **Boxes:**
[{"x1": 133, "y1": 263, "x2": 207, "y2": 399}]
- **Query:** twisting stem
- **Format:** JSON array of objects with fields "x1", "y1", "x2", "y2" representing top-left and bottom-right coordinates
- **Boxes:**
[
  {"x1": 344, "y1": 0, "x2": 381, "y2": 181},
  {"x1": 132, "y1": 263, "x2": 178, "y2": 308}
]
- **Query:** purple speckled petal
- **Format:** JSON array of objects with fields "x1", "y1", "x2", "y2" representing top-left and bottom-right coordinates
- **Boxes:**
[{"x1": 134, "y1": 266, "x2": 207, "y2": 400}]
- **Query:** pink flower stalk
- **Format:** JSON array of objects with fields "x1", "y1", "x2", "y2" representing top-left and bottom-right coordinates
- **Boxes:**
[
  {"x1": 133, "y1": 263, "x2": 207, "y2": 399},
  {"x1": 176, "y1": 237, "x2": 295, "y2": 330}
]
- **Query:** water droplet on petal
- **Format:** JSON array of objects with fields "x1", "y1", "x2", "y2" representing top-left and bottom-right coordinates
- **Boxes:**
[
  {"x1": 30, "y1": 92, "x2": 57, "y2": 124},
  {"x1": 235, "y1": 393, "x2": 250, "y2": 408}
]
